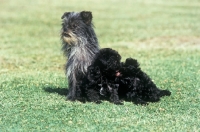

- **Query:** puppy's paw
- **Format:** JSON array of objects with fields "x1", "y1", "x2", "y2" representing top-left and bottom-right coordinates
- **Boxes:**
[
  {"x1": 160, "y1": 90, "x2": 171, "y2": 97},
  {"x1": 95, "y1": 100, "x2": 102, "y2": 104},
  {"x1": 133, "y1": 99, "x2": 148, "y2": 105},
  {"x1": 114, "y1": 101, "x2": 124, "y2": 105},
  {"x1": 136, "y1": 102, "x2": 149, "y2": 106}
]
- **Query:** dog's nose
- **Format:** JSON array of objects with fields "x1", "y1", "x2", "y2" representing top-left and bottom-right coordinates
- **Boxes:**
[{"x1": 63, "y1": 32, "x2": 71, "y2": 37}]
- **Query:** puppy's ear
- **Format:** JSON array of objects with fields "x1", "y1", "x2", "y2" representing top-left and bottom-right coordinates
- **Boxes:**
[
  {"x1": 125, "y1": 58, "x2": 140, "y2": 68},
  {"x1": 80, "y1": 11, "x2": 92, "y2": 25},
  {"x1": 61, "y1": 12, "x2": 70, "y2": 19}
]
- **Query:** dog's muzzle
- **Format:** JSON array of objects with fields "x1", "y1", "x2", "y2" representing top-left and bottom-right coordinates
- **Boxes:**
[{"x1": 63, "y1": 32, "x2": 71, "y2": 37}]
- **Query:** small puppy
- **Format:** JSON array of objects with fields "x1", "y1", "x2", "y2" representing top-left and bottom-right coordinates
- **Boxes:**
[
  {"x1": 82, "y1": 48, "x2": 122, "y2": 104},
  {"x1": 119, "y1": 58, "x2": 171, "y2": 105}
]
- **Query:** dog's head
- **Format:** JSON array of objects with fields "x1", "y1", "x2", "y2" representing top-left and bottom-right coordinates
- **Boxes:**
[
  {"x1": 61, "y1": 11, "x2": 95, "y2": 45},
  {"x1": 93, "y1": 48, "x2": 121, "y2": 76},
  {"x1": 120, "y1": 58, "x2": 141, "y2": 77}
]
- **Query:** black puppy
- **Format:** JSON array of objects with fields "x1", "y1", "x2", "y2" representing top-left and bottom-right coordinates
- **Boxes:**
[
  {"x1": 82, "y1": 48, "x2": 123, "y2": 104},
  {"x1": 83, "y1": 48, "x2": 171, "y2": 105},
  {"x1": 119, "y1": 58, "x2": 171, "y2": 105}
]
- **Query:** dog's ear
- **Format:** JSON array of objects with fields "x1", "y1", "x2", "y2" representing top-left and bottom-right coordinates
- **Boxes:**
[
  {"x1": 125, "y1": 58, "x2": 140, "y2": 68},
  {"x1": 80, "y1": 11, "x2": 93, "y2": 25},
  {"x1": 61, "y1": 12, "x2": 70, "y2": 19}
]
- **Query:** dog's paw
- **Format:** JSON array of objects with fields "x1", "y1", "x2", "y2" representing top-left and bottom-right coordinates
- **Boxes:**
[
  {"x1": 136, "y1": 101, "x2": 149, "y2": 106},
  {"x1": 95, "y1": 100, "x2": 102, "y2": 104},
  {"x1": 114, "y1": 101, "x2": 124, "y2": 105},
  {"x1": 160, "y1": 90, "x2": 171, "y2": 97},
  {"x1": 66, "y1": 96, "x2": 76, "y2": 101},
  {"x1": 77, "y1": 97, "x2": 86, "y2": 103},
  {"x1": 133, "y1": 98, "x2": 148, "y2": 105}
]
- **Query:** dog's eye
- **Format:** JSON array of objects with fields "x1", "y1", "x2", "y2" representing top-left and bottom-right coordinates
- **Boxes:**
[{"x1": 72, "y1": 23, "x2": 77, "y2": 29}]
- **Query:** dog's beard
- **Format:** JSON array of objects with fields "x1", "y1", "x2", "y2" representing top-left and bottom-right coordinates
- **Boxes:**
[{"x1": 62, "y1": 32, "x2": 78, "y2": 45}]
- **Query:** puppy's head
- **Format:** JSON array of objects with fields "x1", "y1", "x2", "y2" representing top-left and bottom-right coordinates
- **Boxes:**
[
  {"x1": 125, "y1": 58, "x2": 139, "y2": 68},
  {"x1": 93, "y1": 48, "x2": 121, "y2": 75}
]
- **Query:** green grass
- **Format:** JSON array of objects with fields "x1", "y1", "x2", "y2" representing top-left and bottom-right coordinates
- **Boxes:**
[{"x1": 0, "y1": 0, "x2": 200, "y2": 131}]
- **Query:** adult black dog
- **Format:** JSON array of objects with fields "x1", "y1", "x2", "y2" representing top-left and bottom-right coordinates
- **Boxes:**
[{"x1": 61, "y1": 11, "x2": 99, "y2": 101}]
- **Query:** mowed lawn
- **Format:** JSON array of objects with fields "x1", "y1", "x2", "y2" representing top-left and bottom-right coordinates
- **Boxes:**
[{"x1": 0, "y1": 0, "x2": 200, "y2": 131}]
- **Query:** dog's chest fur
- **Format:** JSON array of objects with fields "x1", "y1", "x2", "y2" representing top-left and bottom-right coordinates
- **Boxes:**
[{"x1": 66, "y1": 45, "x2": 97, "y2": 77}]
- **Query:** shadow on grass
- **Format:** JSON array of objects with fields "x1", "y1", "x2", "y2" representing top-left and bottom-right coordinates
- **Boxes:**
[{"x1": 43, "y1": 87, "x2": 68, "y2": 96}]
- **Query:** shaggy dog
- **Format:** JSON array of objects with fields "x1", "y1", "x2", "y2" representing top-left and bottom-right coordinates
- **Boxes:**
[
  {"x1": 61, "y1": 11, "x2": 99, "y2": 101},
  {"x1": 82, "y1": 48, "x2": 171, "y2": 105}
]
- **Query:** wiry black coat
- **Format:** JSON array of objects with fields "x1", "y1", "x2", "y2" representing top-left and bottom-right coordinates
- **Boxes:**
[
  {"x1": 82, "y1": 48, "x2": 171, "y2": 105},
  {"x1": 61, "y1": 11, "x2": 99, "y2": 101}
]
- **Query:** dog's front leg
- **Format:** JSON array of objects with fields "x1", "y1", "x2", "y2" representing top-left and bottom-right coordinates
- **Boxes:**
[
  {"x1": 86, "y1": 88, "x2": 102, "y2": 104},
  {"x1": 109, "y1": 85, "x2": 123, "y2": 105}
]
